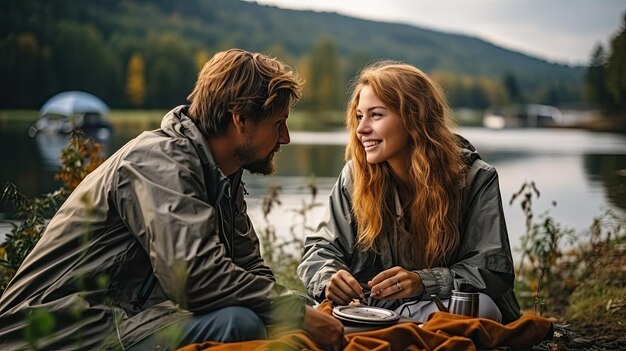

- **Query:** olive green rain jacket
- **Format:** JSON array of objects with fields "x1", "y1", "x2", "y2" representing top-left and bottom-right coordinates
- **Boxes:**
[
  {"x1": 297, "y1": 137, "x2": 521, "y2": 324},
  {"x1": 0, "y1": 106, "x2": 304, "y2": 350}
]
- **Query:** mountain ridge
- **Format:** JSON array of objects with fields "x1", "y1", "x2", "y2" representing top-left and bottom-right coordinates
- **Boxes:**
[
  {"x1": 0, "y1": 0, "x2": 584, "y2": 108},
  {"x1": 258, "y1": 2, "x2": 583, "y2": 68}
]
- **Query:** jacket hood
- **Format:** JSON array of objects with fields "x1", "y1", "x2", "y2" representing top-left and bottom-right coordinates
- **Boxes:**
[
  {"x1": 161, "y1": 105, "x2": 219, "y2": 173},
  {"x1": 161, "y1": 106, "x2": 205, "y2": 148}
]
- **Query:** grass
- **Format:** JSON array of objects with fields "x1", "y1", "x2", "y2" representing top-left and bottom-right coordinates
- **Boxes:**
[
  {"x1": 0, "y1": 109, "x2": 346, "y2": 132},
  {"x1": 0, "y1": 110, "x2": 38, "y2": 121},
  {"x1": 0, "y1": 109, "x2": 163, "y2": 132},
  {"x1": 568, "y1": 285, "x2": 625, "y2": 326},
  {"x1": 0, "y1": 110, "x2": 168, "y2": 123},
  {"x1": 0, "y1": 110, "x2": 38, "y2": 129},
  {"x1": 107, "y1": 109, "x2": 168, "y2": 130},
  {"x1": 565, "y1": 238, "x2": 626, "y2": 332}
]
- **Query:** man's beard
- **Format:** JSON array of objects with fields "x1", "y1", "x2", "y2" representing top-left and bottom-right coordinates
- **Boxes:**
[{"x1": 236, "y1": 143, "x2": 278, "y2": 175}]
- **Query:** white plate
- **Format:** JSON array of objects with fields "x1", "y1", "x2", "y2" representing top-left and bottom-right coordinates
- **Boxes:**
[
  {"x1": 332, "y1": 306, "x2": 399, "y2": 324},
  {"x1": 334, "y1": 313, "x2": 399, "y2": 325}
]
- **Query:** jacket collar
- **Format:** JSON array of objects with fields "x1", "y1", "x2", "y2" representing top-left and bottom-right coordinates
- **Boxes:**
[{"x1": 161, "y1": 105, "x2": 241, "y2": 204}]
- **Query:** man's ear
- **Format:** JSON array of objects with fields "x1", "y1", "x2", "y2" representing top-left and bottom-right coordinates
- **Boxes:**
[{"x1": 232, "y1": 112, "x2": 246, "y2": 134}]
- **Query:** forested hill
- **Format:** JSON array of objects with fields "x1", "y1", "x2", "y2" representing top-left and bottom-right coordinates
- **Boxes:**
[{"x1": 0, "y1": 0, "x2": 585, "y2": 109}]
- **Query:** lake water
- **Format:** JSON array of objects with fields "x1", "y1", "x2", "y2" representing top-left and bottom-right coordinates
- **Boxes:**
[{"x1": 2, "y1": 124, "x2": 626, "y2": 264}]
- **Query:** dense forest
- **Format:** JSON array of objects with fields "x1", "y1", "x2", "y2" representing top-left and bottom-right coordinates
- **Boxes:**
[{"x1": 0, "y1": 0, "x2": 587, "y2": 111}]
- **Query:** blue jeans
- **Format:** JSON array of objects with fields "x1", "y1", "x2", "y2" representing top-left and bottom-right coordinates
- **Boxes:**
[{"x1": 129, "y1": 306, "x2": 267, "y2": 350}]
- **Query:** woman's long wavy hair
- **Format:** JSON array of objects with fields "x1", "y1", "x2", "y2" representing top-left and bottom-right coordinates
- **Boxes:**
[{"x1": 346, "y1": 61, "x2": 464, "y2": 268}]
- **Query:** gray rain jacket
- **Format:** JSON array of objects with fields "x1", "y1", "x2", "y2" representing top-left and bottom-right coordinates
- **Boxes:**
[
  {"x1": 297, "y1": 138, "x2": 521, "y2": 323},
  {"x1": 0, "y1": 106, "x2": 304, "y2": 350}
]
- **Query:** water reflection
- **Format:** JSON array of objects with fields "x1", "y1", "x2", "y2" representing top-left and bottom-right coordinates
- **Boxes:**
[
  {"x1": 583, "y1": 154, "x2": 626, "y2": 210},
  {"x1": 246, "y1": 128, "x2": 626, "y2": 255},
  {"x1": 0, "y1": 127, "x2": 60, "y2": 200},
  {"x1": 34, "y1": 133, "x2": 113, "y2": 169},
  {"x1": 1, "y1": 125, "x2": 625, "y2": 259},
  {"x1": 275, "y1": 144, "x2": 345, "y2": 178}
]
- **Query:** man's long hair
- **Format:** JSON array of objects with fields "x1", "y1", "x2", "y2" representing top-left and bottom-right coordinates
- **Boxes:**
[
  {"x1": 345, "y1": 61, "x2": 464, "y2": 268},
  {"x1": 187, "y1": 49, "x2": 303, "y2": 136}
]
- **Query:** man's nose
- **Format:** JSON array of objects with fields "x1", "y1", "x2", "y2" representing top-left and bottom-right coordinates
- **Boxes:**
[{"x1": 279, "y1": 123, "x2": 290, "y2": 145}]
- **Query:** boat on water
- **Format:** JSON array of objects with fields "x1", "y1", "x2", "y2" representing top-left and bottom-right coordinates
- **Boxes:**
[
  {"x1": 28, "y1": 91, "x2": 113, "y2": 140},
  {"x1": 483, "y1": 104, "x2": 563, "y2": 129},
  {"x1": 29, "y1": 91, "x2": 113, "y2": 167}
]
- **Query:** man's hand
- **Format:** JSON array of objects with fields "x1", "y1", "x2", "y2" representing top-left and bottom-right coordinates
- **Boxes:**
[
  {"x1": 302, "y1": 305, "x2": 345, "y2": 351},
  {"x1": 368, "y1": 266, "x2": 424, "y2": 300},
  {"x1": 325, "y1": 269, "x2": 364, "y2": 305}
]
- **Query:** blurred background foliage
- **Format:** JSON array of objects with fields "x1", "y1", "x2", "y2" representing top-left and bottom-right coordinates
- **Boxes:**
[{"x1": 4, "y1": 0, "x2": 624, "y2": 117}]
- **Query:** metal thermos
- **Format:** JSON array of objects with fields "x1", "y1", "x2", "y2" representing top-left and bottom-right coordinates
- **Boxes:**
[
  {"x1": 448, "y1": 291, "x2": 479, "y2": 317},
  {"x1": 431, "y1": 290, "x2": 480, "y2": 317}
]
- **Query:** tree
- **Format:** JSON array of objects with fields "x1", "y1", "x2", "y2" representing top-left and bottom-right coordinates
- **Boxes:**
[
  {"x1": 308, "y1": 37, "x2": 344, "y2": 112},
  {"x1": 606, "y1": 13, "x2": 626, "y2": 114},
  {"x1": 144, "y1": 33, "x2": 197, "y2": 108},
  {"x1": 584, "y1": 12, "x2": 626, "y2": 122},
  {"x1": 432, "y1": 70, "x2": 463, "y2": 107},
  {"x1": 0, "y1": 33, "x2": 48, "y2": 108},
  {"x1": 194, "y1": 50, "x2": 210, "y2": 73},
  {"x1": 51, "y1": 21, "x2": 120, "y2": 103},
  {"x1": 476, "y1": 77, "x2": 507, "y2": 108},
  {"x1": 15, "y1": 33, "x2": 43, "y2": 107},
  {"x1": 345, "y1": 50, "x2": 371, "y2": 85},
  {"x1": 295, "y1": 54, "x2": 313, "y2": 110},
  {"x1": 0, "y1": 34, "x2": 20, "y2": 108},
  {"x1": 584, "y1": 45, "x2": 614, "y2": 112},
  {"x1": 125, "y1": 53, "x2": 146, "y2": 107},
  {"x1": 503, "y1": 72, "x2": 523, "y2": 104}
]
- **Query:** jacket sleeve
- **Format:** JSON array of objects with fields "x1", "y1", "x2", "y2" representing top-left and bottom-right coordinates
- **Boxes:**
[
  {"x1": 297, "y1": 165, "x2": 355, "y2": 301},
  {"x1": 113, "y1": 138, "x2": 303, "y2": 327},
  {"x1": 416, "y1": 162, "x2": 515, "y2": 301}
]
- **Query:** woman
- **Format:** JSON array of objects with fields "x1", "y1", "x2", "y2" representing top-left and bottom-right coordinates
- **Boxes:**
[{"x1": 297, "y1": 61, "x2": 521, "y2": 323}]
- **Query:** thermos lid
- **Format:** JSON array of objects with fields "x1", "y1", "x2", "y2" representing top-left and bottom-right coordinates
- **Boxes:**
[{"x1": 451, "y1": 290, "x2": 479, "y2": 299}]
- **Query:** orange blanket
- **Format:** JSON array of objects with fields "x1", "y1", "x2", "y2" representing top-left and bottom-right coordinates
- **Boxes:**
[{"x1": 178, "y1": 301, "x2": 552, "y2": 351}]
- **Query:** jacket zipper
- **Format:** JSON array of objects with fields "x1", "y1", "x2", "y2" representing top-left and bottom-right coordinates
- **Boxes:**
[{"x1": 222, "y1": 172, "x2": 241, "y2": 259}]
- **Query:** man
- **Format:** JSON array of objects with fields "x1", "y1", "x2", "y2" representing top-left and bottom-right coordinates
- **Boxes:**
[{"x1": 0, "y1": 49, "x2": 344, "y2": 350}]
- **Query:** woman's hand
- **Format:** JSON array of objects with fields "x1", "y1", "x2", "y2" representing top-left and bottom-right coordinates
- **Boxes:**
[
  {"x1": 325, "y1": 269, "x2": 364, "y2": 305},
  {"x1": 368, "y1": 266, "x2": 424, "y2": 300}
]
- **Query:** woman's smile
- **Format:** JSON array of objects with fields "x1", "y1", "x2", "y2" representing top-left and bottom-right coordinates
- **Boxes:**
[{"x1": 363, "y1": 139, "x2": 382, "y2": 150}]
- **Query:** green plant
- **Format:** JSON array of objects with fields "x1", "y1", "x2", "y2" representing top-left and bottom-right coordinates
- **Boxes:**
[
  {"x1": 24, "y1": 308, "x2": 56, "y2": 350},
  {"x1": 288, "y1": 180, "x2": 323, "y2": 254},
  {"x1": 512, "y1": 180, "x2": 626, "y2": 329},
  {"x1": 510, "y1": 181, "x2": 575, "y2": 315},
  {"x1": 0, "y1": 184, "x2": 68, "y2": 292},
  {"x1": 258, "y1": 179, "x2": 322, "y2": 291},
  {"x1": 56, "y1": 130, "x2": 106, "y2": 190},
  {"x1": 0, "y1": 130, "x2": 105, "y2": 294}
]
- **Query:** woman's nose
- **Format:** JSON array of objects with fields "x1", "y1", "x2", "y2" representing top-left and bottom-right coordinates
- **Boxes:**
[{"x1": 356, "y1": 118, "x2": 370, "y2": 135}]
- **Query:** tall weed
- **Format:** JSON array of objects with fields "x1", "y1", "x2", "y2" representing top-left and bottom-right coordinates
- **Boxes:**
[
  {"x1": 511, "y1": 180, "x2": 625, "y2": 323},
  {"x1": 258, "y1": 180, "x2": 322, "y2": 291}
]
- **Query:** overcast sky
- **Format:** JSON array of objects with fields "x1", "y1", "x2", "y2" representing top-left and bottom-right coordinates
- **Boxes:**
[{"x1": 245, "y1": 0, "x2": 625, "y2": 65}]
